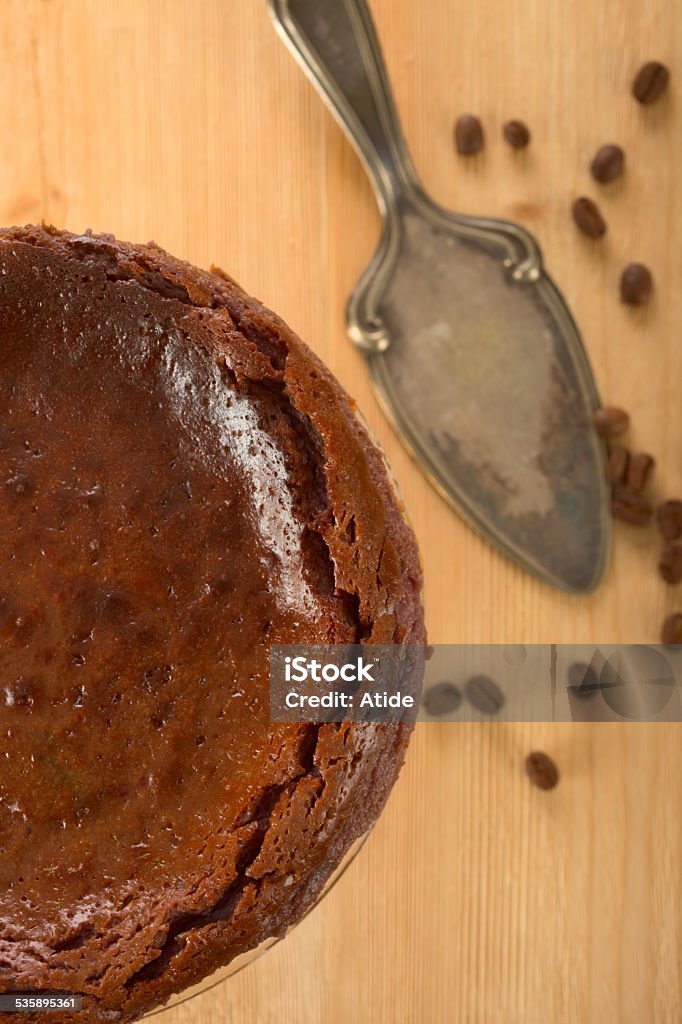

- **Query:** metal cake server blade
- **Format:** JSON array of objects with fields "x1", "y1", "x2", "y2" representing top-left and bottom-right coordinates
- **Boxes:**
[{"x1": 268, "y1": 0, "x2": 611, "y2": 594}]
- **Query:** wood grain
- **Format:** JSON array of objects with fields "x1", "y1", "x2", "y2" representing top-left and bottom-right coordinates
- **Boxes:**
[{"x1": 1, "y1": 1, "x2": 680, "y2": 1021}]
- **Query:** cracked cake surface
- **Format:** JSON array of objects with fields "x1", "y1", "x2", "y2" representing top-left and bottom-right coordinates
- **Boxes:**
[{"x1": 0, "y1": 225, "x2": 424, "y2": 1022}]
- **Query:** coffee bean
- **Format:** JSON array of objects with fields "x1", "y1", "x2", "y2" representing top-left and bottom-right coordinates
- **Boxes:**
[
  {"x1": 593, "y1": 406, "x2": 629, "y2": 438},
  {"x1": 464, "y1": 675, "x2": 505, "y2": 715},
  {"x1": 625, "y1": 452, "x2": 655, "y2": 494},
  {"x1": 502, "y1": 644, "x2": 527, "y2": 665},
  {"x1": 423, "y1": 681, "x2": 462, "y2": 716},
  {"x1": 567, "y1": 661, "x2": 599, "y2": 700},
  {"x1": 503, "y1": 119, "x2": 531, "y2": 149},
  {"x1": 607, "y1": 445, "x2": 629, "y2": 485},
  {"x1": 659, "y1": 544, "x2": 682, "y2": 584},
  {"x1": 525, "y1": 751, "x2": 560, "y2": 791},
  {"x1": 572, "y1": 196, "x2": 607, "y2": 238},
  {"x1": 657, "y1": 500, "x2": 682, "y2": 542},
  {"x1": 612, "y1": 491, "x2": 653, "y2": 525},
  {"x1": 590, "y1": 144, "x2": 625, "y2": 183},
  {"x1": 661, "y1": 613, "x2": 682, "y2": 645},
  {"x1": 455, "y1": 115, "x2": 484, "y2": 155},
  {"x1": 632, "y1": 61, "x2": 670, "y2": 105},
  {"x1": 620, "y1": 263, "x2": 653, "y2": 305}
]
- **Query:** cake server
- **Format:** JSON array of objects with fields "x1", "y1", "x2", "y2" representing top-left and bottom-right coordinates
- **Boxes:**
[{"x1": 267, "y1": 0, "x2": 611, "y2": 593}]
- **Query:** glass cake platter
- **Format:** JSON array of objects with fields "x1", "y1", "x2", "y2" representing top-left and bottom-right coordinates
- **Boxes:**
[{"x1": 145, "y1": 830, "x2": 369, "y2": 1016}]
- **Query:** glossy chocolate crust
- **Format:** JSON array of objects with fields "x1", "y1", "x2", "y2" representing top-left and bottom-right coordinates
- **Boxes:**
[{"x1": 0, "y1": 226, "x2": 424, "y2": 1022}]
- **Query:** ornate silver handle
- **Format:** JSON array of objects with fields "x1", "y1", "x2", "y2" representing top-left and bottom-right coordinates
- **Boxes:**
[{"x1": 267, "y1": 0, "x2": 419, "y2": 215}]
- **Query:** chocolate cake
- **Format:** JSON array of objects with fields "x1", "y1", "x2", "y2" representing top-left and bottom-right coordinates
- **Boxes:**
[{"x1": 0, "y1": 226, "x2": 424, "y2": 1022}]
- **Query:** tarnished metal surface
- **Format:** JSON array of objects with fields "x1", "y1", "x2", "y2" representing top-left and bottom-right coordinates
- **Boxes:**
[{"x1": 268, "y1": 0, "x2": 611, "y2": 593}]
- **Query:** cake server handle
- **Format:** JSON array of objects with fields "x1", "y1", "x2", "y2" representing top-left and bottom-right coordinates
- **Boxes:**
[{"x1": 267, "y1": 0, "x2": 418, "y2": 215}]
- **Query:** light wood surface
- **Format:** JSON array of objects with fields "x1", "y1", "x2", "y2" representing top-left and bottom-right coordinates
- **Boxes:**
[{"x1": 2, "y1": 1, "x2": 681, "y2": 1021}]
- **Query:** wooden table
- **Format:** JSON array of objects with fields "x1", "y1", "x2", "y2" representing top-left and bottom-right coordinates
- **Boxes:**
[{"x1": 2, "y1": 1, "x2": 680, "y2": 1021}]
